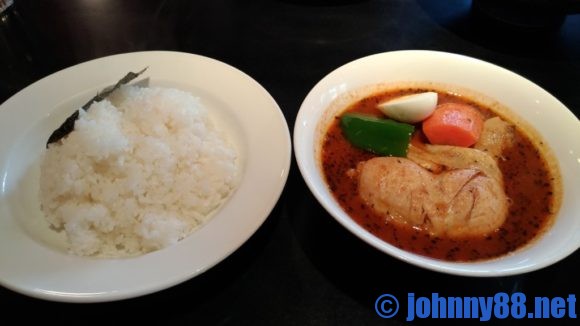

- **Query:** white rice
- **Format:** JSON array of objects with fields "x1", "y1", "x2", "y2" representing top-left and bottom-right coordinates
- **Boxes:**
[{"x1": 39, "y1": 86, "x2": 239, "y2": 257}]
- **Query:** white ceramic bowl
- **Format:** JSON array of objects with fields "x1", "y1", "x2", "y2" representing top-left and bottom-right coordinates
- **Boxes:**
[{"x1": 294, "y1": 50, "x2": 580, "y2": 277}]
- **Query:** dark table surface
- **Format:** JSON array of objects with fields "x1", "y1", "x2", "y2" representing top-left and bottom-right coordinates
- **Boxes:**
[{"x1": 1, "y1": 0, "x2": 579, "y2": 325}]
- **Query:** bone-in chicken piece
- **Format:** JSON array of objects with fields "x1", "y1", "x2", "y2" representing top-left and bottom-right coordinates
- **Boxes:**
[
  {"x1": 407, "y1": 143, "x2": 502, "y2": 183},
  {"x1": 358, "y1": 147, "x2": 508, "y2": 237}
]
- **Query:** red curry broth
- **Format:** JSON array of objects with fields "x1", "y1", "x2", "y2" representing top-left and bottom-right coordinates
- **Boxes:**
[{"x1": 321, "y1": 88, "x2": 557, "y2": 261}]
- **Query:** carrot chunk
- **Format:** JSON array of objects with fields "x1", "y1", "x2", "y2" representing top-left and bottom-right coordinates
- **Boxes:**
[{"x1": 422, "y1": 103, "x2": 484, "y2": 147}]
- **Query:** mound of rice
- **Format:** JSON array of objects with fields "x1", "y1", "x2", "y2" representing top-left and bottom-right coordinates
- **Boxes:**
[{"x1": 39, "y1": 86, "x2": 239, "y2": 257}]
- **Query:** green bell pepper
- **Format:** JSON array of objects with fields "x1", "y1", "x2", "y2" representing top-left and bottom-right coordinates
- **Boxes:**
[{"x1": 340, "y1": 113, "x2": 414, "y2": 157}]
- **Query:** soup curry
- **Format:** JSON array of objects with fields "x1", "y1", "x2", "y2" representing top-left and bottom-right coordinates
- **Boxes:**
[{"x1": 320, "y1": 86, "x2": 561, "y2": 261}]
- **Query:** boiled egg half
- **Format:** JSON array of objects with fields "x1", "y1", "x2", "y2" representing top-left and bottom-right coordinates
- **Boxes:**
[{"x1": 377, "y1": 92, "x2": 438, "y2": 123}]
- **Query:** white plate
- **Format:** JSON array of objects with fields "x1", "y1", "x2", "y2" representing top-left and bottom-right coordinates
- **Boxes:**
[
  {"x1": 0, "y1": 51, "x2": 291, "y2": 302},
  {"x1": 294, "y1": 50, "x2": 580, "y2": 276}
]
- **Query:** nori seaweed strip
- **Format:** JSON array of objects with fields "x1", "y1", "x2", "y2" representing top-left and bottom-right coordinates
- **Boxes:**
[{"x1": 46, "y1": 67, "x2": 148, "y2": 147}]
